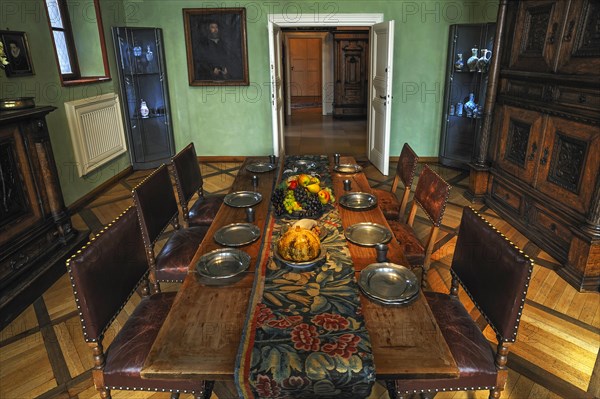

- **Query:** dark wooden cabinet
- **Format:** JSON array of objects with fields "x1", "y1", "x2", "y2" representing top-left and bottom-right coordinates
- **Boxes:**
[
  {"x1": 0, "y1": 107, "x2": 88, "y2": 329},
  {"x1": 509, "y1": 0, "x2": 600, "y2": 75},
  {"x1": 486, "y1": 0, "x2": 600, "y2": 291},
  {"x1": 439, "y1": 23, "x2": 496, "y2": 169},
  {"x1": 332, "y1": 29, "x2": 369, "y2": 119},
  {"x1": 112, "y1": 27, "x2": 175, "y2": 170}
]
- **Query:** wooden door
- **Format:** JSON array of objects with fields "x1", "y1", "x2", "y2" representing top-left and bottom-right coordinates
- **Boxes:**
[
  {"x1": 555, "y1": 0, "x2": 600, "y2": 75},
  {"x1": 509, "y1": 0, "x2": 570, "y2": 72},
  {"x1": 535, "y1": 116, "x2": 600, "y2": 214},
  {"x1": 495, "y1": 105, "x2": 545, "y2": 185},
  {"x1": 289, "y1": 38, "x2": 321, "y2": 99}
]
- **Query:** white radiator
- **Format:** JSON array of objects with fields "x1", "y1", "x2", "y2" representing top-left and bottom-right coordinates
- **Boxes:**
[{"x1": 65, "y1": 93, "x2": 127, "y2": 177}]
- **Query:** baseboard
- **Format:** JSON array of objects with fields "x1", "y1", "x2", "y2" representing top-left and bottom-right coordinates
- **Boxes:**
[
  {"x1": 197, "y1": 156, "x2": 248, "y2": 162},
  {"x1": 389, "y1": 156, "x2": 439, "y2": 164},
  {"x1": 67, "y1": 166, "x2": 133, "y2": 214}
]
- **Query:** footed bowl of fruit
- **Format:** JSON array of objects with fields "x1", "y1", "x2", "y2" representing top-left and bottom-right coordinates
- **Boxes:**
[{"x1": 271, "y1": 174, "x2": 335, "y2": 219}]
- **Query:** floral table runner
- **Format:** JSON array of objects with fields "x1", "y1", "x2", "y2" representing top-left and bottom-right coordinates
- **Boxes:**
[{"x1": 235, "y1": 155, "x2": 375, "y2": 398}]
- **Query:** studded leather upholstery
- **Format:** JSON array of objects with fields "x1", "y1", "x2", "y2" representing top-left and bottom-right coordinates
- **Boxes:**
[
  {"x1": 390, "y1": 207, "x2": 533, "y2": 399},
  {"x1": 155, "y1": 226, "x2": 209, "y2": 281},
  {"x1": 413, "y1": 166, "x2": 451, "y2": 227},
  {"x1": 132, "y1": 164, "x2": 209, "y2": 283},
  {"x1": 386, "y1": 220, "x2": 425, "y2": 266},
  {"x1": 66, "y1": 207, "x2": 213, "y2": 397},
  {"x1": 372, "y1": 188, "x2": 402, "y2": 220},
  {"x1": 374, "y1": 143, "x2": 419, "y2": 221},
  {"x1": 171, "y1": 143, "x2": 224, "y2": 226},
  {"x1": 188, "y1": 195, "x2": 225, "y2": 226}
]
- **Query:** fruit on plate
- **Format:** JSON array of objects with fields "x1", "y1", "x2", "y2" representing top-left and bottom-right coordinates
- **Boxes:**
[
  {"x1": 277, "y1": 226, "x2": 321, "y2": 261},
  {"x1": 271, "y1": 175, "x2": 335, "y2": 217}
]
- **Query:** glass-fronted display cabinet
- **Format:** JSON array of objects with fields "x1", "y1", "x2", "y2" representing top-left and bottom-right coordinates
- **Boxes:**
[
  {"x1": 112, "y1": 27, "x2": 175, "y2": 169},
  {"x1": 439, "y1": 23, "x2": 496, "y2": 169}
]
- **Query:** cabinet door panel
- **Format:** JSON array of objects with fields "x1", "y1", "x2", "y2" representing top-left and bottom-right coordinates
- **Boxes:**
[
  {"x1": 536, "y1": 117, "x2": 600, "y2": 214},
  {"x1": 509, "y1": 0, "x2": 569, "y2": 72},
  {"x1": 556, "y1": 0, "x2": 600, "y2": 75},
  {"x1": 496, "y1": 106, "x2": 544, "y2": 185}
]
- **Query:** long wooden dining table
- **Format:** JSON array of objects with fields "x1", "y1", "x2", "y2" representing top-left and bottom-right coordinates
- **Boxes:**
[{"x1": 141, "y1": 155, "x2": 458, "y2": 397}]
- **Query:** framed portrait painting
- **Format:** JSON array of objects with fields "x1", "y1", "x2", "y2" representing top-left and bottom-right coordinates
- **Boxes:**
[
  {"x1": 0, "y1": 30, "x2": 34, "y2": 77},
  {"x1": 183, "y1": 8, "x2": 249, "y2": 86}
]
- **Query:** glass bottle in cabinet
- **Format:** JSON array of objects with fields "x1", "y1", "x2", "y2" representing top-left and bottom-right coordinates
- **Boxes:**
[
  {"x1": 439, "y1": 23, "x2": 495, "y2": 169},
  {"x1": 112, "y1": 27, "x2": 175, "y2": 170}
]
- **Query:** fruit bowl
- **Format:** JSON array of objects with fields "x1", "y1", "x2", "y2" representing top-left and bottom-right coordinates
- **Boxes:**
[{"x1": 271, "y1": 174, "x2": 335, "y2": 218}]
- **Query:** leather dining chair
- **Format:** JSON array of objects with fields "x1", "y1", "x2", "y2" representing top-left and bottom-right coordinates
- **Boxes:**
[
  {"x1": 132, "y1": 164, "x2": 209, "y2": 292},
  {"x1": 387, "y1": 206, "x2": 533, "y2": 399},
  {"x1": 387, "y1": 165, "x2": 451, "y2": 286},
  {"x1": 373, "y1": 143, "x2": 419, "y2": 221},
  {"x1": 66, "y1": 206, "x2": 213, "y2": 399},
  {"x1": 171, "y1": 143, "x2": 224, "y2": 227}
]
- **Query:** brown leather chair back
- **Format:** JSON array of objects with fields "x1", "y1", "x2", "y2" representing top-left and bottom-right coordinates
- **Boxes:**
[
  {"x1": 397, "y1": 143, "x2": 419, "y2": 189},
  {"x1": 66, "y1": 206, "x2": 148, "y2": 342},
  {"x1": 132, "y1": 164, "x2": 179, "y2": 246},
  {"x1": 451, "y1": 207, "x2": 533, "y2": 342},
  {"x1": 413, "y1": 165, "x2": 451, "y2": 227},
  {"x1": 172, "y1": 143, "x2": 203, "y2": 205}
]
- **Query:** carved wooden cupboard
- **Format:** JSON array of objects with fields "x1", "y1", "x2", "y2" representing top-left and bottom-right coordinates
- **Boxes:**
[
  {"x1": 486, "y1": 0, "x2": 599, "y2": 291},
  {"x1": 332, "y1": 29, "x2": 369, "y2": 119},
  {"x1": 0, "y1": 107, "x2": 88, "y2": 328}
]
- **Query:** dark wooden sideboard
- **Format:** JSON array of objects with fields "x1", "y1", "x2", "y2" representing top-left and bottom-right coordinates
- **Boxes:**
[
  {"x1": 0, "y1": 106, "x2": 88, "y2": 329},
  {"x1": 473, "y1": 0, "x2": 600, "y2": 291}
]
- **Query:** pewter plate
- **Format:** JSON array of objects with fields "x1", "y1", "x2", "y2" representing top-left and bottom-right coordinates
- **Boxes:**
[
  {"x1": 345, "y1": 223, "x2": 392, "y2": 246},
  {"x1": 214, "y1": 223, "x2": 261, "y2": 247},
  {"x1": 273, "y1": 247, "x2": 327, "y2": 270},
  {"x1": 246, "y1": 162, "x2": 275, "y2": 173},
  {"x1": 294, "y1": 159, "x2": 317, "y2": 169},
  {"x1": 195, "y1": 248, "x2": 251, "y2": 279},
  {"x1": 358, "y1": 263, "x2": 419, "y2": 304},
  {"x1": 224, "y1": 191, "x2": 263, "y2": 208},
  {"x1": 333, "y1": 163, "x2": 363, "y2": 174},
  {"x1": 338, "y1": 192, "x2": 377, "y2": 211}
]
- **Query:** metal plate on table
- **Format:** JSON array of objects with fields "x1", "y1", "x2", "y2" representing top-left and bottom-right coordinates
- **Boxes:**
[
  {"x1": 224, "y1": 191, "x2": 262, "y2": 208},
  {"x1": 338, "y1": 192, "x2": 377, "y2": 211},
  {"x1": 345, "y1": 222, "x2": 392, "y2": 246},
  {"x1": 294, "y1": 159, "x2": 317, "y2": 169},
  {"x1": 214, "y1": 223, "x2": 260, "y2": 247},
  {"x1": 333, "y1": 163, "x2": 363, "y2": 174},
  {"x1": 273, "y1": 247, "x2": 327, "y2": 270},
  {"x1": 246, "y1": 162, "x2": 275, "y2": 173},
  {"x1": 358, "y1": 263, "x2": 419, "y2": 304},
  {"x1": 195, "y1": 248, "x2": 251, "y2": 279}
]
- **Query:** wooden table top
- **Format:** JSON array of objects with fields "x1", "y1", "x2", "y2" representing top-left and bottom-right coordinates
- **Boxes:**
[{"x1": 141, "y1": 155, "x2": 458, "y2": 381}]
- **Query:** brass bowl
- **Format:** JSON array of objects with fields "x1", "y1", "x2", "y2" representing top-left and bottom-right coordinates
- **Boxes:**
[{"x1": 0, "y1": 97, "x2": 35, "y2": 111}]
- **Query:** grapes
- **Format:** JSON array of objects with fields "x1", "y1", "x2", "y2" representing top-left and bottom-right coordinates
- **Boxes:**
[{"x1": 270, "y1": 181, "x2": 326, "y2": 218}]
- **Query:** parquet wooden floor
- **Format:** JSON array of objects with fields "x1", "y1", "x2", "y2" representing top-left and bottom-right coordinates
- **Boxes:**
[{"x1": 0, "y1": 160, "x2": 598, "y2": 399}]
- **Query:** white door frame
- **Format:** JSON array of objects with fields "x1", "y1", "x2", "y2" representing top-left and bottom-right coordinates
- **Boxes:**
[{"x1": 268, "y1": 13, "x2": 384, "y2": 157}]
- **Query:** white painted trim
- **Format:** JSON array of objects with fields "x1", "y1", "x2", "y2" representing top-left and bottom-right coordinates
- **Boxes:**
[{"x1": 269, "y1": 13, "x2": 383, "y2": 26}]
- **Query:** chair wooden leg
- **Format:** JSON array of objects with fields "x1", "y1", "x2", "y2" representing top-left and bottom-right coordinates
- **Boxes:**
[
  {"x1": 170, "y1": 392, "x2": 180, "y2": 399},
  {"x1": 489, "y1": 387, "x2": 503, "y2": 398}
]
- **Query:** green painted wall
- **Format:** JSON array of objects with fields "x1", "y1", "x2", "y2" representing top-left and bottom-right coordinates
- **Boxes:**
[
  {"x1": 123, "y1": 0, "x2": 497, "y2": 160},
  {"x1": 1, "y1": 0, "x2": 497, "y2": 206},
  {"x1": 1, "y1": 0, "x2": 130, "y2": 206}
]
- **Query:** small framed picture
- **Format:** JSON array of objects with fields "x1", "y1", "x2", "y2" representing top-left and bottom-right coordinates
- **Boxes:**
[
  {"x1": 0, "y1": 30, "x2": 35, "y2": 77},
  {"x1": 183, "y1": 8, "x2": 249, "y2": 86}
]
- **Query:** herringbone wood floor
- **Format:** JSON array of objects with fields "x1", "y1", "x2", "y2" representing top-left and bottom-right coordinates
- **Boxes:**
[{"x1": 1, "y1": 159, "x2": 598, "y2": 399}]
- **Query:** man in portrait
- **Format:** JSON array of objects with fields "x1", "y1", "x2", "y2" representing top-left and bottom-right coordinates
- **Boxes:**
[{"x1": 195, "y1": 19, "x2": 242, "y2": 81}]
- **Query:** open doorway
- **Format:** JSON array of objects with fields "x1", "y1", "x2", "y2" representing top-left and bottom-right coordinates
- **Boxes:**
[
  {"x1": 268, "y1": 14, "x2": 394, "y2": 175},
  {"x1": 282, "y1": 28, "x2": 369, "y2": 156}
]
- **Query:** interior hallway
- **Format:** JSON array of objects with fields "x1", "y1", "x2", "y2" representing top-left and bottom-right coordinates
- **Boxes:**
[{"x1": 284, "y1": 107, "x2": 367, "y2": 156}]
